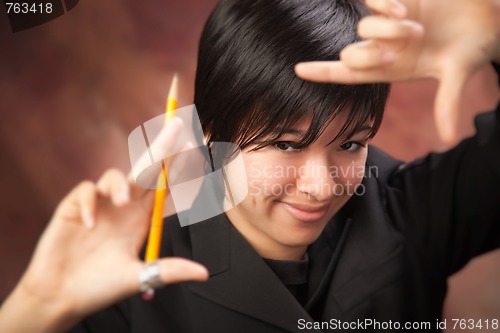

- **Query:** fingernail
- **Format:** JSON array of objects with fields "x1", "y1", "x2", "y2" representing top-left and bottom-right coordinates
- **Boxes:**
[
  {"x1": 382, "y1": 52, "x2": 397, "y2": 64},
  {"x1": 195, "y1": 265, "x2": 210, "y2": 277},
  {"x1": 392, "y1": 3, "x2": 406, "y2": 18},
  {"x1": 117, "y1": 184, "x2": 130, "y2": 205},
  {"x1": 82, "y1": 207, "x2": 94, "y2": 229},
  {"x1": 403, "y1": 20, "x2": 424, "y2": 37},
  {"x1": 411, "y1": 23, "x2": 424, "y2": 37}
]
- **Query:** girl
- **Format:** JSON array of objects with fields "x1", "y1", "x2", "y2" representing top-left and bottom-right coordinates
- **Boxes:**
[{"x1": 1, "y1": 0, "x2": 499, "y2": 332}]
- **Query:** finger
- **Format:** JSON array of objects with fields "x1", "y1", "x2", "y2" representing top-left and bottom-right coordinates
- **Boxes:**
[
  {"x1": 128, "y1": 258, "x2": 209, "y2": 294},
  {"x1": 365, "y1": 0, "x2": 408, "y2": 18},
  {"x1": 78, "y1": 181, "x2": 98, "y2": 229},
  {"x1": 358, "y1": 16, "x2": 424, "y2": 40},
  {"x1": 53, "y1": 181, "x2": 97, "y2": 229},
  {"x1": 128, "y1": 117, "x2": 184, "y2": 197},
  {"x1": 295, "y1": 61, "x2": 390, "y2": 84},
  {"x1": 340, "y1": 40, "x2": 397, "y2": 70},
  {"x1": 96, "y1": 169, "x2": 130, "y2": 207},
  {"x1": 433, "y1": 65, "x2": 469, "y2": 145},
  {"x1": 156, "y1": 258, "x2": 209, "y2": 284}
]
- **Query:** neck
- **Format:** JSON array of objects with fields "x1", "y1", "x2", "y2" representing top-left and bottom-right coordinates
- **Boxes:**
[
  {"x1": 226, "y1": 212, "x2": 307, "y2": 261},
  {"x1": 255, "y1": 244, "x2": 307, "y2": 261}
]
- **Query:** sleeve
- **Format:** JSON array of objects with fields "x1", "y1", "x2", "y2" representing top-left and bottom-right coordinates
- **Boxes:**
[
  {"x1": 66, "y1": 301, "x2": 130, "y2": 333},
  {"x1": 385, "y1": 63, "x2": 500, "y2": 277}
]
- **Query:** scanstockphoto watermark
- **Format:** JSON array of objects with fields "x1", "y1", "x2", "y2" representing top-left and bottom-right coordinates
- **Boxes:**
[
  {"x1": 250, "y1": 161, "x2": 378, "y2": 180},
  {"x1": 297, "y1": 318, "x2": 500, "y2": 331},
  {"x1": 250, "y1": 179, "x2": 367, "y2": 197},
  {"x1": 248, "y1": 162, "x2": 378, "y2": 197},
  {"x1": 298, "y1": 318, "x2": 433, "y2": 331}
]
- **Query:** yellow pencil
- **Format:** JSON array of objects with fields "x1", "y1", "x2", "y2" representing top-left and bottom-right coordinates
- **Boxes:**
[{"x1": 144, "y1": 74, "x2": 179, "y2": 263}]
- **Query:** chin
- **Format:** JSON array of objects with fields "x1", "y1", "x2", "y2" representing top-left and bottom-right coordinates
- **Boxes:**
[{"x1": 275, "y1": 226, "x2": 325, "y2": 248}]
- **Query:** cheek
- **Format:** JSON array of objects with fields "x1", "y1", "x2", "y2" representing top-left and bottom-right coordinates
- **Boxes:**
[
  {"x1": 245, "y1": 158, "x2": 298, "y2": 198},
  {"x1": 330, "y1": 153, "x2": 367, "y2": 196}
]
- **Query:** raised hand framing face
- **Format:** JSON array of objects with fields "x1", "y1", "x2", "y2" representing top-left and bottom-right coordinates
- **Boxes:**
[
  {"x1": 295, "y1": 0, "x2": 500, "y2": 144},
  {"x1": 0, "y1": 118, "x2": 208, "y2": 333}
]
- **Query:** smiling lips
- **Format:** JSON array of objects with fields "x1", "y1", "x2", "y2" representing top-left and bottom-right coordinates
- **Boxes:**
[{"x1": 278, "y1": 201, "x2": 331, "y2": 222}]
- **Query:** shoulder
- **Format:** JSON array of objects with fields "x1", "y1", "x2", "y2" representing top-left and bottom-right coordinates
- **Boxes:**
[
  {"x1": 158, "y1": 213, "x2": 232, "y2": 260},
  {"x1": 366, "y1": 145, "x2": 404, "y2": 186}
]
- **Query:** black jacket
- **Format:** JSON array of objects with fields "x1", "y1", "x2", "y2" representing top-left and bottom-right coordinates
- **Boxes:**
[{"x1": 71, "y1": 65, "x2": 500, "y2": 333}]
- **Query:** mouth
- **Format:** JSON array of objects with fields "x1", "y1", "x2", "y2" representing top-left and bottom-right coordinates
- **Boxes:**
[{"x1": 277, "y1": 201, "x2": 330, "y2": 222}]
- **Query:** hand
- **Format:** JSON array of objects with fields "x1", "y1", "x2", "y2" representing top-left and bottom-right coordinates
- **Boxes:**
[
  {"x1": 295, "y1": 0, "x2": 500, "y2": 144},
  {"x1": 0, "y1": 118, "x2": 208, "y2": 333}
]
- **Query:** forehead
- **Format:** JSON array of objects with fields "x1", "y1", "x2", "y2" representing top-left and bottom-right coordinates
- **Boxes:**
[{"x1": 265, "y1": 112, "x2": 374, "y2": 142}]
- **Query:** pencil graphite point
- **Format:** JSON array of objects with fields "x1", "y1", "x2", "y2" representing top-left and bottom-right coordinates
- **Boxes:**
[
  {"x1": 165, "y1": 74, "x2": 179, "y2": 123},
  {"x1": 169, "y1": 73, "x2": 179, "y2": 100}
]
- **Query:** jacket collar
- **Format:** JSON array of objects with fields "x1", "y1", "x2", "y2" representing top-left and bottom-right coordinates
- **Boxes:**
[
  {"x1": 187, "y1": 214, "x2": 321, "y2": 333},
  {"x1": 320, "y1": 169, "x2": 405, "y2": 316}
]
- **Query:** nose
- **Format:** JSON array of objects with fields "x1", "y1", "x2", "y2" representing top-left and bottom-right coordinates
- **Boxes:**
[{"x1": 296, "y1": 155, "x2": 338, "y2": 201}]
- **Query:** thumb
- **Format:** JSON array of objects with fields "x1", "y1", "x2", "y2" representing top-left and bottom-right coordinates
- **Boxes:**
[
  {"x1": 433, "y1": 65, "x2": 469, "y2": 146},
  {"x1": 155, "y1": 257, "x2": 209, "y2": 285}
]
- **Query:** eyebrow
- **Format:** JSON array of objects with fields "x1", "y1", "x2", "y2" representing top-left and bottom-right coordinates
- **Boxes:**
[
  {"x1": 279, "y1": 125, "x2": 372, "y2": 137},
  {"x1": 353, "y1": 125, "x2": 373, "y2": 134},
  {"x1": 338, "y1": 125, "x2": 374, "y2": 141},
  {"x1": 269, "y1": 129, "x2": 306, "y2": 138},
  {"x1": 325, "y1": 124, "x2": 374, "y2": 147}
]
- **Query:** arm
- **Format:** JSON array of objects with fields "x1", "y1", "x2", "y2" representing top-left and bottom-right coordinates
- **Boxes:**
[
  {"x1": 387, "y1": 87, "x2": 500, "y2": 275},
  {"x1": 0, "y1": 118, "x2": 208, "y2": 333},
  {"x1": 295, "y1": 0, "x2": 500, "y2": 144},
  {"x1": 295, "y1": 0, "x2": 500, "y2": 282}
]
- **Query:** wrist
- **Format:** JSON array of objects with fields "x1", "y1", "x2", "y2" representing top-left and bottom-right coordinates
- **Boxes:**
[
  {"x1": 0, "y1": 278, "x2": 78, "y2": 333},
  {"x1": 494, "y1": 5, "x2": 500, "y2": 63}
]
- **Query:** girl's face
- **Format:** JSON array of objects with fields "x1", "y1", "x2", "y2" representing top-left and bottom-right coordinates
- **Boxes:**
[{"x1": 225, "y1": 116, "x2": 371, "y2": 260}]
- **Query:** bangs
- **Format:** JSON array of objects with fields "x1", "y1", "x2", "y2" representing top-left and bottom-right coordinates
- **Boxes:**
[{"x1": 235, "y1": 78, "x2": 388, "y2": 151}]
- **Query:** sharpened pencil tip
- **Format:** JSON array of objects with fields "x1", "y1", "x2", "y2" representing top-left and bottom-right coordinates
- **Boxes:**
[{"x1": 169, "y1": 73, "x2": 179, "y2": 100}]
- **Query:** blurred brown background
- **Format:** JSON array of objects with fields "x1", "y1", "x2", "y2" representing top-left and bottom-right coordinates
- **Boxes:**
[{"x1": 0, "y1": 1, "x2": 499, "y2": 331}]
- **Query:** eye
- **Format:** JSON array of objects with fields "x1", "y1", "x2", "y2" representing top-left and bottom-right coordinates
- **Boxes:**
[
  {"x1": 273, "y1": 141, "x2": 300, "y2": 152},
  {"x1": 339, "y1": 141, "x2": 365, "y2": 152}
]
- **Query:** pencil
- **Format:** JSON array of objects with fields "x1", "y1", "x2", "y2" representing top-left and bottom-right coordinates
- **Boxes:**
[{"x1": 144, "y1": 74, "x2": 179, "y2": 264}]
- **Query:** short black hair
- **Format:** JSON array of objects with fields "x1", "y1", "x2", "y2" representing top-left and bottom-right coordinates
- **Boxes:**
[{"x1": 194, "y1": 0, "x2": 389, "y2": 152}]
